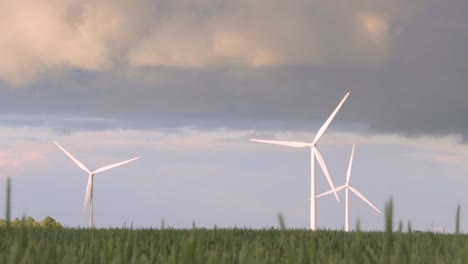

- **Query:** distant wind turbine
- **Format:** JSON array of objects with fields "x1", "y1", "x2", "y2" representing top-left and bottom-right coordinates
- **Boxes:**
[
  {"x1": 53, "y1": 141, "x2": 139, "y2": 228},
  {"x1": 250, "y1": 92, "x2": 350, "y2": 230},
  {"x1": 317, "y1": 144, "x2": 380, "y2": 232}
]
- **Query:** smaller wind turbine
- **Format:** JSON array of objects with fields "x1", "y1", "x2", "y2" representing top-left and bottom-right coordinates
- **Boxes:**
[
  {"x1": 250, "y1": 91, "x2": 350, "y2": 230},
  {"x1": 317, "y1": 144, "x2": 380, "y2": 232},
  {"x1": 53, "y1": 141, "x2": 139, "y2": 228}
]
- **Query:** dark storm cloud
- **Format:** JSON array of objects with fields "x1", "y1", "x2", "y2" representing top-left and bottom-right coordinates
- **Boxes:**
[{"x1": 0, "y1": 0, "x2": 467, "y2": 138}]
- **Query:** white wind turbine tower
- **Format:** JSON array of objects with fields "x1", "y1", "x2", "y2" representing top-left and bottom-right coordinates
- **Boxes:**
[
  {"x1": 53, "y1": 141, "x2": 139, "y2": 228},
  {"x1": 317, "y1": 144, "x2": 380, "y2": 232},
  {"x1": 250, "y1": 92, "x2": 350, "y2": 230}
]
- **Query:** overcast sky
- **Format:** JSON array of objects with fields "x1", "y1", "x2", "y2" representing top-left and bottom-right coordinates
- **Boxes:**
[{"x1": 1, "y1": 0, "x2": 468, "y2": 232}]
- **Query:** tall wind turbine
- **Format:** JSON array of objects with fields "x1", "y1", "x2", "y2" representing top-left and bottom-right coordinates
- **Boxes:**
[
  {"x1": 250, "y1": 92, "x2": 350, "y2": 230},
  {"x1": 53, "y1": 141, "x2": 139, "y2": 228},
  {"x1": 317, "y1": 144, "x2": 380, "y2": 232}
]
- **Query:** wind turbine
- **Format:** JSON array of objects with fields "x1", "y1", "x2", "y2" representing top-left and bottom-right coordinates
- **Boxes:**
[
  {"x1": 317, "y1": 144, "x2": 380, "y2": 232},
  {"x1": 53, "y1": 141, "x2": 139, "y2": 228},
  {"x1": 250, "y1": 92, "x2": 350, "y2": 230}
]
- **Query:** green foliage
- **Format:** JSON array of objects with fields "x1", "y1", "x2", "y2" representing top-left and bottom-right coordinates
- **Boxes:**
[
  {"x1": 0, "y1": 227, "x2": 468, "y2": 263},
  {"x1": 6, "y1": 177, "x2": 11, "y2": 225},
  {"x1": 1, "y1": 179, "x2": 466, "y2": 263},
  {"x1": 382, "y1": 197, "x2": 394, "y2": 263},
  {"x1": 355, "y1": 218, "x2": 361, "y2": 232},
  {"x1": 456, "y1": 204, "x2": 461, "y2": 234},
  {"x1": 277, "y1": 213, "x2": 286, "y2": 230},
  {"x1": 0, "y1": 216, "x2": 63, "y2": 228},
  {"x1": 40, "y1": 216, "x2": 63, "y2": 228}
]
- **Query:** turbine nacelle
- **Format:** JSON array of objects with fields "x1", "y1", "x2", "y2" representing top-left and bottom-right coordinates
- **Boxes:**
[{"x1": 250, "y1": 138, "x2": 340, "y2": 202}]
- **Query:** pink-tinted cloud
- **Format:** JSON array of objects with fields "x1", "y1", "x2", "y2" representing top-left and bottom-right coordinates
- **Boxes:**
[
  {"x1": 0, "y1": 152, "x2": 20, "y2": 168},
  {"x1": 0, "y1": 149, "x2": 48, "y2": 181},
  {"x1": 0, "y1": 150, "x2": 47, "y2": 168}
]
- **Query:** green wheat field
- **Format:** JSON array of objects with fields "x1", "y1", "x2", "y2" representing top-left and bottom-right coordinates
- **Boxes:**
[
  {"x1": 2, "y1": 225, "x2": 468, "y2": 263},
  {"x1": 2, "y1": 178, "x2": 468, "y2": 263}
]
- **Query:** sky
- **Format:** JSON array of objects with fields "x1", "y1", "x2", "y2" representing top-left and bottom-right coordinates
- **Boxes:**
[{"x1": 0, "y1": 0, "x2": 468, "y2": 232}]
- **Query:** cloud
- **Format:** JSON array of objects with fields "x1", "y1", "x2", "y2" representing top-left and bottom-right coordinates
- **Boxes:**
[
  {"x1": 0, "y1": 151, "x2": 46, "y2": 169},
  {"x1": 0, "y1": 137, "x2": 49, "y2": 179},
  {"x1": 3, "y1": 124, "x2": 468, "y2": 175},
  {"x1": 249, "y1": 130, "x2": 468, "y2": 172},
  {"x1": 0, "y1": 0, "x2": 416, "y2": 84},
  {"x1": 11, "y1": 1, "x2": 468, "y2": 141},
  {"x1": 0, "y1": 152, "x2": 21, "y2": 168},
  {"x1": 4, "y1": 0, "x2": 453, "y2": 141},
  {"x1": 0, "y1": 0, "x2": 148, "y2": 84},
  {"x1": 357, "y1": 13, "x2": 389, "y2": 44},
  {"x1": 127, "y1": 0, "x2": 401, "y2": 68}
]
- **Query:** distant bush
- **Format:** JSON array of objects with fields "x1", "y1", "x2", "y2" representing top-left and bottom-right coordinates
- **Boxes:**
[{"x1": 0, "y1": 216, "x2": 62, "y2": 228}]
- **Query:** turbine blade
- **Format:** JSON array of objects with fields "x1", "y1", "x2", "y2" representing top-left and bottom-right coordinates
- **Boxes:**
[
  {"x1": 250, "y1": 139, "x2": 310, "y2": 148},
  {"x1": 313, "y1": 148, "x2": 339, "y2": 202},
  {"x1": 81, "y1": 175, "x2": 92, "y2": 220},
  {"x1": 312, "y1": 92, "x2": 350, "y2": 145},
  {"x1": 316, "y1": 185, "x2": 346, "y2": 198},
  {"x1": 93, "y1": 157, "x2": 139, "y2": 174},
  {"x1": 349, "y1": 186, "x2": 381, "y2": 213},
  {"x1": 53, "y1": 141, "x2": 91, "y2": 173},
  {"x1": 346, "y1": 144, "x2": 356, "y2": 185}
]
